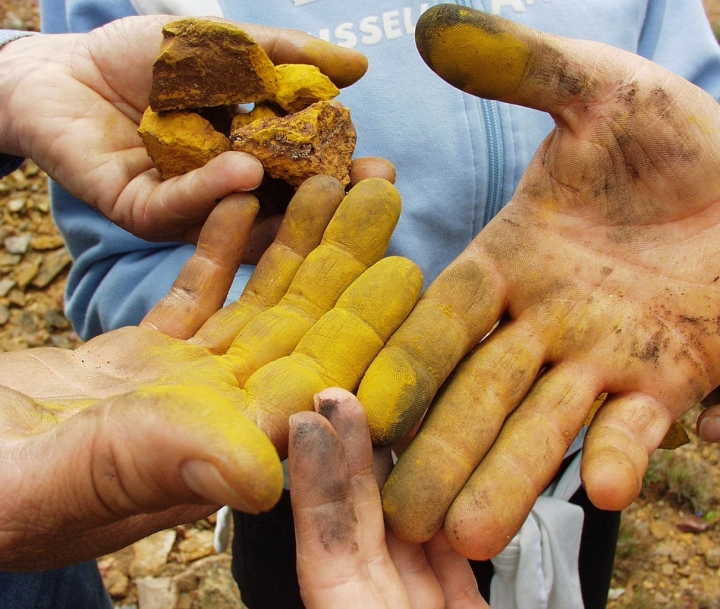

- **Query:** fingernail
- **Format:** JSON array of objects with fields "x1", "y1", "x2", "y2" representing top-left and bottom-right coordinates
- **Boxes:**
[
  {"x1": 181, "y1": 459, "x2": 257, "y2": 514},
  {"x1": 699, "y1": 416, "x2": 720, "y2": 442}
]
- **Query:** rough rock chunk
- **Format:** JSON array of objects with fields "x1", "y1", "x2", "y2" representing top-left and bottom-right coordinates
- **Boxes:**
[
  {"x1": 272, "y1": 64, "x2": 340, "y2": 113},
  {"x1": 231, "y1": 101, "x2": 356, "y2": 187},
  {"x1": 141, "y1": 19, "x2": 356, "y2": 200},
  {"x1": 149, "y1": 19, "x2": 277, "y2": 112},
  {"x1": 138, "y1": 108, "x2": 231, "y2": 180}
]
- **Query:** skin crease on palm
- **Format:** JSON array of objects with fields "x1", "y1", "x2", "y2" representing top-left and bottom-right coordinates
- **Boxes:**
[
  {"x1": 0, "y1": 175, "x2": 422, "y2": 571},
  {"x1": 360, "y1": 5, "x2": 720, "y2": 561}
]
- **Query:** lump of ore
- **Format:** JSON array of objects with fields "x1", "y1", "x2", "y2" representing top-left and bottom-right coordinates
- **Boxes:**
[
  {"x1": 272, "y1": 64, "x2": 340, "y2": 113},
  {"x1": 150, "y1": 19, "x2": 277, "y2": 112},
  {"x1": 230, "y1": 101, "x2": 356, "y2": 187},
  {"x1": 138, "y1": 108, "x2": 231, "y2": 180}
]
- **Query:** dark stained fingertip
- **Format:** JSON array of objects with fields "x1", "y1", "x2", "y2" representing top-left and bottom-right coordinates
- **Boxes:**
[{"x1": 316, "y1": 396, "x2": 340, "y2": 422}]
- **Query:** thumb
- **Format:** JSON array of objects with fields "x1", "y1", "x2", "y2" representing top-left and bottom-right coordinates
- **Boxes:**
[
  {"x1": 86, "y1": 386, "x2": 284, "y2": 515},
  {"x1": 1, "y1": 386, "x2": 283, "y2": 567},
  {"x1": 414, "y1": 4, "x2": 704, "y2": 126},
  {"x1": 415, "y1": 4, "x2": 720, "y2": 218}
]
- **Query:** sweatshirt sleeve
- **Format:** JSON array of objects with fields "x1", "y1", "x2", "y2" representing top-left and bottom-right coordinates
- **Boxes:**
[{"x1": 640, "y1": 0, "x2": 720, "y2": 100}]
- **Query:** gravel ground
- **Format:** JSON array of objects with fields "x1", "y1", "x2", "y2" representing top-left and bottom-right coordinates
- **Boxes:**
[{"x1": 3, "y1": 2, "x2": 720, "y2": 608}]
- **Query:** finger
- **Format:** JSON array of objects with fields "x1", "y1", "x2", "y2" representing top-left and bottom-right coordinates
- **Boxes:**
[
  {"x1": 1, "y1": 385, "x2": 282, "y2": 570},
  {"x1": 191, "y1": 174, "x2": 345, "y2": 352},
  {"x1": 350, "y1": 157, "x2": 397, "y2": 186},
  {"x1": 383, "y1": 322, "x2": 545, "y2": 543},
  {"x1": 698, "y1": 403, "x2": 720, "y2": 442},
  {"x1": 289, "y1": 411, "x2": 379, "y2": 609},
  {"x1": 224, "y1": 178, "x2": 404, "y2": 385},
  {"x1": 422, "y1": 531, "x2": 489, "y2": 609},
  {"x1": 444, "y1": 364, "x2": 599, "y2": 560},
  {"x1": 384, "y1": 530, "x2": 444, "y2": 609},
  {"x1": 243, "y1": 255, "x2": 423, "y2": 454},
  {"x1": 114, "y1": 151, "x2": 264, "y2": 241},
  {"x1": 244, "y1": 23, "x2": 368, "y2": 88},
  {"x1": 315, "y1": 388, "x2": 376, "y2": 481},
  {"x1": 358, "y1": 246, "x2": 506, "y2": 446},
  {"x1": 319, "y1": 389, "x2": 420, "y2": 607},
  {"x1": 582, "y1": 392, "x2": 676, "y2": 511},
  {"x1": 241, "y1": 214, "x2": 284, "y2": 265},
  {"x1": 141, "y1": 194, "x2": 259, "y2": 339},
  {"x1": 415, "y1": 4, "x2": 698, "y2": 118}
]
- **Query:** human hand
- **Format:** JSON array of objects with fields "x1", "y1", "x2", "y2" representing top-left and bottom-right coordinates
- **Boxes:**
[
  {"x1": 355, "y1": 4, "x2": 720, "y2": 559},
  {"x1": 0, "y1": 15, "x2": 369, "y2": 244},
  {"x1": 0, "y1": 176, "x2": 421, "y2": 570},
  {"x1": 289, "y1": 388, "x2": 488, "y2": 609}
]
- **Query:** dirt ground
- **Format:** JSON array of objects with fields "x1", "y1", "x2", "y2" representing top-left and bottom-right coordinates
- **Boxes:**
[{"x1": 3, "y1": 2, "x2": 720, "y2": 608}]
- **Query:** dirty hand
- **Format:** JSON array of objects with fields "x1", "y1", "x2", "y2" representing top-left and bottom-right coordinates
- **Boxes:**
[
  {"x1": 290, "y1": 388, "x2": 488, "y2": 609},
  {"x1": 0, "y1": 176, "x2": 421, "y2": 571},
  {"x1": 0, "y1": 15, "x2": 371, "y2": 244},
  {"x1": 357, "y1": 4, "x2": 720, "y2": 560}
]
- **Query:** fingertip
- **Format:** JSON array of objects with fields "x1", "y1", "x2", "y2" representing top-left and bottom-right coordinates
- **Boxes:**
[
  {"x1": 415, "y1": 5, "x2": 533, "y2": 101},
  {"x1": 581, "y1": 446, "x2": 643, "y2": 511},
  {"x1": 302, "y1": 37, "x2": 368, "y2": 88},
  {"x1": 349, "y1": 157, "x2": 397, "y2": 185},
  {"x1": 698, "y1": 408, "x2": 720, "y2": 442},
  {"x1": 205, "y1": 150, "x2": 264, "y2": 191},
  {"x1": 314, "y1": 387, "x2": 356, "y2": 409}
]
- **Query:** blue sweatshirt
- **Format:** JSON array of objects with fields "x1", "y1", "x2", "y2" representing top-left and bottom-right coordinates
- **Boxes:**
[{"x1": 40, "y1": 0, "x2": 720, "y2": 339}]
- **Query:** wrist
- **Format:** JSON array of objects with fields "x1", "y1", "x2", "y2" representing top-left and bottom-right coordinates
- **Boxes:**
[
  {"x1": 0, "y1": 33, "x2": 75, "y2": 159},
  {"x1": 0, "y1": 33, "x2": 38, "y2": 157}
]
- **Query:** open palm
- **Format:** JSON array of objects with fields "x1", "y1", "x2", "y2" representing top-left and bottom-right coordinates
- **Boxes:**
[
  {"x1": 357, "y1": 5, "x2": 720, "y2": 560},
  {"x1": 0, "y1": 176, "x2": 421, "y2": 570}
]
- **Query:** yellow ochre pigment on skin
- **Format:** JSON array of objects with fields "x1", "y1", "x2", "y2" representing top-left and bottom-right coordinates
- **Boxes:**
[
  {"x1": 415, "y1": 4, "x2": 532, "y2": 100},
  {"x1": 132, "y1": 384, "x2": 284, "y2": 513}
]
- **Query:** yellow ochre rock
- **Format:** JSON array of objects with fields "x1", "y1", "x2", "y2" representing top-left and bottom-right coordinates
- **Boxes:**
[
  {"x1": 141, "y1": 18, "x2": 356, "y2": 197},
  {"x1": 138, "y1": 108, "x2": 231, "y2": 180},
  {"x1": 231, "y1": 101, "x2": 356, "y2": 187},
  {"x1": 149, "y1": 18, "x2": 277, "y2": 112},
  {"x1": 271, "y1": 64, "x2": 340, "y2": 113}
]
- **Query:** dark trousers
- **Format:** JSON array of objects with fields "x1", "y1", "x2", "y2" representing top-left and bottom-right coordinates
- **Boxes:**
[
  {"x1": 232, "y1": 486, "x2": 620, "y2": 609},
  {"x1": 0, "y1": 561, "x2": 113, "y2": 609}
]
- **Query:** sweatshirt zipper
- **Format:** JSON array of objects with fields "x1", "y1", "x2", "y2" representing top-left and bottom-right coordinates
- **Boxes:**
[{"x1": 454, "y1": 0, "x2": 505, "y2": 229}]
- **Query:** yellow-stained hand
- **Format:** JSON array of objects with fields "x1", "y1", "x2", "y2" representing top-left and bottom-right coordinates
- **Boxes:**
[
  {"x1": 357, "y1": 4, "x2": 720, "y2": 560},
  {"x1": 0, "y1": 176, "x2": 422, "y2": 571}
]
